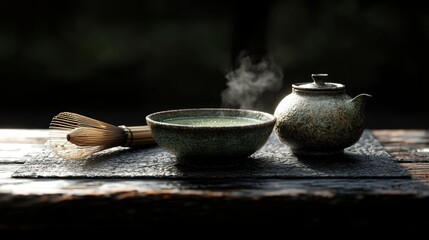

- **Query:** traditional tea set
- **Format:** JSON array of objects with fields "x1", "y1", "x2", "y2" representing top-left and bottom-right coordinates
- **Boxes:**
[{"x1": 49, "y1": 73, "x2": 371, "y2": 166}]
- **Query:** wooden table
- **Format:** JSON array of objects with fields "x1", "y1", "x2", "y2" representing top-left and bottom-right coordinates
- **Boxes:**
[{"x1": 1, "y1": 129, "x2": 429, "y2": 230}]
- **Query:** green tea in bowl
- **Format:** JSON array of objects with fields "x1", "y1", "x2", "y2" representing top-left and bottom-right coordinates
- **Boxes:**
[{"x1": 163, "y1": 116, "x2": 262, "y2": 127}]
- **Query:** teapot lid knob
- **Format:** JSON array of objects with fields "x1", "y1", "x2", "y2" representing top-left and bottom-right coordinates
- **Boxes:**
[
  {"x1": 311, "y1": 73, "x2": 328, "y2": 86},
  {"x1": 292, "y1": 73, "x2": 345, "y2": 92}
]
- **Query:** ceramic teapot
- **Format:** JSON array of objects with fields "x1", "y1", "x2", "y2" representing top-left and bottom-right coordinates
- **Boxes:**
[{"x1": 274, "y1": 73, "x2": 371, "y2": 156}]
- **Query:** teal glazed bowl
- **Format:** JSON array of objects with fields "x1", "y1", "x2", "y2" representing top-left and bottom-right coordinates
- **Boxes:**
[{"x1": 146, "y1": 108, "x2": 276, "y2": 166}]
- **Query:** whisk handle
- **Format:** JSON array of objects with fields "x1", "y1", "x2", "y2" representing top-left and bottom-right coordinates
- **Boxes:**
[{"x1": 120, "y1": 125, "x2": 156, "y2": 147}]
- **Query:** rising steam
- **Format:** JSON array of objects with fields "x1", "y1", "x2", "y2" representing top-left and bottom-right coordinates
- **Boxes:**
[{"x1": 221, "y1": 55, "x2": 283, "y2": 111}]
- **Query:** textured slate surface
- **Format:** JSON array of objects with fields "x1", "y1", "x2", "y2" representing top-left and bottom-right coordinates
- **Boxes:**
[{"x1": 12, "y1": 131, "x2": 410, "y2": 179}]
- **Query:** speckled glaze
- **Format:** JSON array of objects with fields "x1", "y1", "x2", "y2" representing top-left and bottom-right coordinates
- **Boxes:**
[
  {"x1": 146, "y1": 108, "x2": 276, "y2": 166},
  {"x1": 274, "y1": 74, "x2": 371, "y2": 156}
]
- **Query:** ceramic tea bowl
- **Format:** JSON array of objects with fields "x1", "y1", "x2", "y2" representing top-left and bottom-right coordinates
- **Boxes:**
[{"x1": 146, "y1": 108, "x2": 275, "y2": 166}]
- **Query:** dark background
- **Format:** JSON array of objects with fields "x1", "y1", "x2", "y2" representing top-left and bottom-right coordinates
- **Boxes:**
[{"x1": 1, "y1": 0, "x2": 428, "y2": 129}]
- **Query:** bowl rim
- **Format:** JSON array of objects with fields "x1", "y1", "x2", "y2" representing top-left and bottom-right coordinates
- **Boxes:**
[{"x1": 145, "y1": 108, "x2": 276, "y2": 129}]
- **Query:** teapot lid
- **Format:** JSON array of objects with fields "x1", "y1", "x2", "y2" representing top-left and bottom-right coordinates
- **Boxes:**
[{"x1": 293, "y1": 74, "x2": 345, "y2": 91}]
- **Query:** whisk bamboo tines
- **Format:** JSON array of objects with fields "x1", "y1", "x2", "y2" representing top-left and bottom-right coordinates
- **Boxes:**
[{"x1": 48, "y1": 112, "x2": 155, "y2": 160}]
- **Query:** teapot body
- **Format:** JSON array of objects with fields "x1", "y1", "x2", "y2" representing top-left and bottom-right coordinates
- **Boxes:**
[{"x1": 273, "y1": 74, "x2": 370, "y2": 156}]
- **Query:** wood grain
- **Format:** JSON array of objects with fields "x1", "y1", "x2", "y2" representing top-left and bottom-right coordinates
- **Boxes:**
[
  {"x1": 1, "y1": 129, "x2": 429, "y2": 229},
  {"x1": 372, "y1": 130, "x2": 429, "y2": 180}
]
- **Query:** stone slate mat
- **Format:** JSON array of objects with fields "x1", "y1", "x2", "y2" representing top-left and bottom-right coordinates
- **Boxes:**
[{"x1": 12, "y1": 131, "x2": 410, "y2": 179}]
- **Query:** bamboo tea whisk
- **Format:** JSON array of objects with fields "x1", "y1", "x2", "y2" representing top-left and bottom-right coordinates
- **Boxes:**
[{"x1": 48, "y1": 112, "x2": 155, "y2": 160}]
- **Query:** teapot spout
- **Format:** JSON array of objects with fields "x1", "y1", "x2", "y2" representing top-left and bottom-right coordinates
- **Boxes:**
[{"x1": 350, "y1": 93, "x2": 372, "y2": 113}]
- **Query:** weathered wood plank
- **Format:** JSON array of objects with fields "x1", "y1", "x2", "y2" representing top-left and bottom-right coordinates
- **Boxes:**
[
  {"x1": 0, "y1": 164, "x2": 22, "y2": 179},
  {"x1": 373, "y1": 129, "x2": 429, "y2": 162},
  {"x1": 0, "y1": 129, "x2": 429, "y2": 229},
  {"x1": 400, "y1": 162, "x2": 429, "y2": 179},
  {"x1": 0, "y1": 143, "x2": 45, "y2": 163},
  {"x1": 1, "y1": 179, "x2": 429, "y2": 229},
  {"x1": 1, "y1": 178, "x2": 428, "y2": 196},
  {"x1": 0, "y1": 129, "x2": 47, "y2": 144}
]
